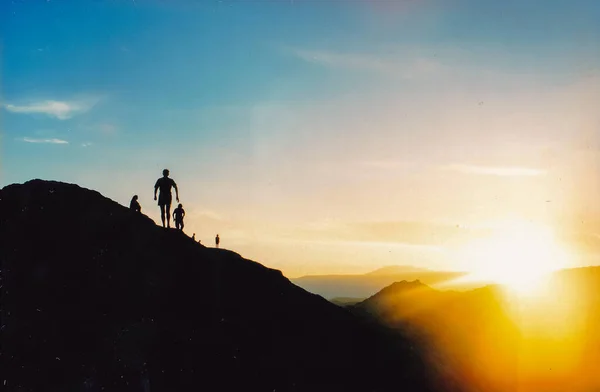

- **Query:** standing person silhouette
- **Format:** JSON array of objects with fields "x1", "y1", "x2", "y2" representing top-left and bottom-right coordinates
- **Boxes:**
[
  {"x1": 154, "y1": 169, "x2": 179, "y2": 228},
  {"x1": 215, "y1": 234, "x2": 220, "y2": 248}
]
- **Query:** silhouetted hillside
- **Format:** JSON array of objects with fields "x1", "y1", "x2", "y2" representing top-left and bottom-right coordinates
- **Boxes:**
[
  {"x1": 292, "y1": 268, "x2": 467, "y2": 299},
  {"x1": 352, "y1": 281, "x2": 522, "y2": 392},
  {"x1": 352, "y1": 271, "x2": 600, "y2": 392},
  {"x1": 0, "y1": 180, "x2": 436, "y2": 392}
]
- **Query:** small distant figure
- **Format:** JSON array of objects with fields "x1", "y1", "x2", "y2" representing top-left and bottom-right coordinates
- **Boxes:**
[
  {"x1": 154, "y1": 169, "x2": 179, "y2": 228},
  {"x1": 129, "y1": 195, "x2": 141, "y2": 213},
  {"x1": 173, "y1": 204, "x2": 185, "y2": 231},
  {"x1": 215, "y1": 234, "x2": 220, "y2": 248},
  {"x1": 192, "y1": 233, "x2": 196, "y2": 241}
]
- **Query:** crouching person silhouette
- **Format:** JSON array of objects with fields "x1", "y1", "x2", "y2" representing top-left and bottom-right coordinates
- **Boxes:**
[
  {"x1": 173, "y1": 204, "x2": 185, "y2": 231},
  {"x1": 130, "y1": 195, "x2": 141, "y2": 213},
  {"x1": 154, "y1": 169, "x2": 179, "y2": 228}
]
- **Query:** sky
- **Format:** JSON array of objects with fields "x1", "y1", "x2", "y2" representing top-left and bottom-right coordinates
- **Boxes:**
[{"x1": 1, "y1": 0, "x2": 600, "y2": 277}]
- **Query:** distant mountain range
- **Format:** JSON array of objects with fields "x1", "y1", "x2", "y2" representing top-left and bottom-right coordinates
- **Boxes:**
[{"x1": 292, "y1": 266, "x2": 469, "y2": 300}]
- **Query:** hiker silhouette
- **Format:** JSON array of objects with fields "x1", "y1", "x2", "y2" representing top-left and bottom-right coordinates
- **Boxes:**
[
  {"x1": 215, "y1": 234, "x2": 220, "y2": 248},
  {"x1": 173, "y1": 204, "x2": 185, "y2": 231},
  {"x1": 154, "y1": 169, "x2": 179, "y2": 228},
  {"x1": 192, "y1": 233, "x2": 196, "y2": 241},
  {"x1": 129, "y1": 195, "x2": 141, "y2": 213}
]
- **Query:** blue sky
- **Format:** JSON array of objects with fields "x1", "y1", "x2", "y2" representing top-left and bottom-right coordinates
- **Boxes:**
[{"x1": 2, "y1": 0, "x2": 600, "y2": 276}]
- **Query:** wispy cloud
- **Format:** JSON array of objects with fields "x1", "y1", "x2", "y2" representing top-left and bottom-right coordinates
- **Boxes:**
[
  {"x1": 292, "y1": 220, "x2": 492, "y2": 247},
  {"x1": 360, "y1": 160, "x2": 415, "y2": 169},
  {"x1": 81, "y1": 142, "x2": 93, "y2": 147},
  {"x1": 442, "y1": 164, "x2": 546, "y2": 177},
  {"x1": 290, "y1": 219, "x2": 600, "y2": 255},
  {"x1": 3, "y1": 99, "x2": 97, "y2": 120},
  {"x1": 20, "y1": 137, "x2": 69, "y2": 144},
  {"x1": 286, "y1": 47, "x2": 441, "y2": 79}
]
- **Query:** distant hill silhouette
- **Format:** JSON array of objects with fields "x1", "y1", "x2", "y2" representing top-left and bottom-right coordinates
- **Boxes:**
[
  {"x1": 352, "y1": 272, "x2": 600, "y2": 392},
  {"x1": 329, "y1": 297, "x2": 365, "y2": 307},
  {"x1": 0, "y1": 180, "x2": 439, "y2": 392},
  {"x1": 292, "y1": 267, "x2": 467, "y2": 300}
]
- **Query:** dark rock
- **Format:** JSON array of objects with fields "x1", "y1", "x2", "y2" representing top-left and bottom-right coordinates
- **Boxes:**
[{"x1": 0, "y1": 180, "x2": 434, "y2": 392}]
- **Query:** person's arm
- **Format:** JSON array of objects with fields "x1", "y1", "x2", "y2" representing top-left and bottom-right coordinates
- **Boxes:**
[
  {"x1": 154, "y1": 180, "x2": 159, "y2": 200},
  {"x1": 173, "y1": 180, "x2": 179, "y2": 202}
]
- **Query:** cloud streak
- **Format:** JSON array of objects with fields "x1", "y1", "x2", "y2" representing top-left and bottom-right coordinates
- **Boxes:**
[
  {"x1": 3, "y1": 99, "x2": 96, "y2": 120},
  {"x1": 290, "y1": 219, "x2": 600, "y2": 258},
  {"x1": 360, "y1": 160, "x2": 416, "y2": 170},
  {"x1": 443, "y1": 164, "x2": 546, "y2": 177},
  {"x1": 291, "y1": 220, "x2": 493, "y2": 247},
  {"x1": 286, "y1": 47, "x2": 441, "y2": 79},
  {"x1": 21, "y1": 137, "x2": 69, "y2": 144}
]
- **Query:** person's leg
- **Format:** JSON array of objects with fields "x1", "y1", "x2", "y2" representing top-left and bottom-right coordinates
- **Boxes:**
[
  {"x1": 159, "y1": 205, "x2": 166, "y2": 227},
  {"x1": 166, "y1": 203, "x2": 171, "y2": 228},
  {"x1": 181, "y1": 221, "x2": 184, "y2": 231}
]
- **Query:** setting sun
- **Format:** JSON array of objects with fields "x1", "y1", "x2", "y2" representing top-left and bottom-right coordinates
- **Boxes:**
[{"x1": 460, "y1": 221, "x2": 571, "y2": 294}]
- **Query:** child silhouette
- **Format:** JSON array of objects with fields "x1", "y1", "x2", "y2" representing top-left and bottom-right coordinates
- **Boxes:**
[{"x1": 173, "y1": 204, "x2": 185, "y2": 231}]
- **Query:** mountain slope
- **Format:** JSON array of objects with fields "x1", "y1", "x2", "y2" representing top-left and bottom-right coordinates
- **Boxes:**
[
  {"x1": 352, "y1": 281, "x2": 520, "y2": 392},
  {"x1": 0, "y1": 180, "x2": 435, "y2": 392},
  {"x1": 352, "y1": 271, "x2": 600, "y2": 392}
]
